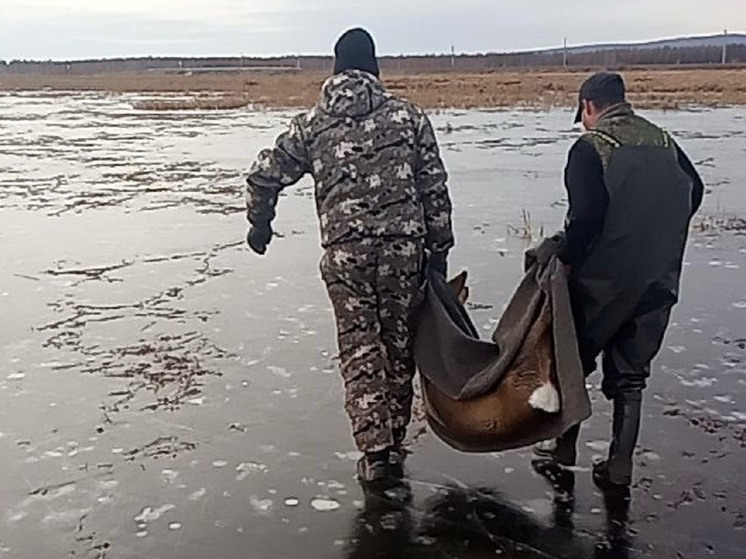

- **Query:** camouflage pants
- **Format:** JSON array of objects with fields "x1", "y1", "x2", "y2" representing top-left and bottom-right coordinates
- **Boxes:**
[{"x1": 321, "y1": 238, "x2": 425, "y2": 453}]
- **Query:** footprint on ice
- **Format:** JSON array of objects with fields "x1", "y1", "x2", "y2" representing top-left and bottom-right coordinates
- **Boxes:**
[{"x1": 311, "y1": 497, "x2": 341, "y2": 512}]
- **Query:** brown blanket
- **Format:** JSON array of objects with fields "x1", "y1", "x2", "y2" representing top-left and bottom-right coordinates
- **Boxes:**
[{"x1": 413, "y1": 236, "x2": 592, "y2": 453}]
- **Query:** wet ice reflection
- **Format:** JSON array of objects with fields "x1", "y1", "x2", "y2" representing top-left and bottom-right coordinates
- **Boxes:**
[{"x1": 0, "y1": 93, "x2": 743, "y2": 558}]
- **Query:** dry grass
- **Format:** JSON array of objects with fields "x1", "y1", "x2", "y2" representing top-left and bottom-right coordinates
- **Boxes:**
[
  {"x1": 507, "y1": 209, "x2": 545, "y2": 241},
  {"x1": 2, "y1": 68, "x2": 746, "y2": 110},
  {"x1": 693, "y1": 213, "x2": 746, "y2": 234},
  {"x1": 131, "y1": 94, "x2": 251, "y2": 111}
]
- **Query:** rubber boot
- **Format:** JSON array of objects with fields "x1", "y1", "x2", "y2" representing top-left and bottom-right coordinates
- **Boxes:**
[
  {"x1": 593, "y1": 391, "x2": 642, "y2": 489},
  {"x1": 533, "y1": 424, "x2": 581, "y2": 467}
]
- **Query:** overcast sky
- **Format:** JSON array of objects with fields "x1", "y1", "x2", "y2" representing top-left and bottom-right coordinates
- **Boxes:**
[{"x1": 2, "y1": 0, "x2": 745, "y2": 60}]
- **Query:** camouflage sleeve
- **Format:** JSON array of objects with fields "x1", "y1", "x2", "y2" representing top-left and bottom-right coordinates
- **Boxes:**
[
  {"x1": 414, "y1": 110, "x2": 454, "y2": 254},
  {"x1": 246, "y1": 115, "x2": 309, "y2": 227}
]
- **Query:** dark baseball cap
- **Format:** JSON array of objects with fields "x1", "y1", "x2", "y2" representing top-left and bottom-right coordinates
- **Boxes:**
[{"x1": 574, "y1": 72, "x2": 626, "y2": 123}]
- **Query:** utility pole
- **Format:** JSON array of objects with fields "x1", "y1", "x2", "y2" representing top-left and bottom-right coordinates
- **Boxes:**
[
  {"x1": 563, "y1": 37, "x2": 568, "y2": 68},
  {"x1": 722, "y1": 29, "x2": 728, "y2": 65},
  {"x1": 451, "y1": 44, "x2": 456, "y2": 70}
]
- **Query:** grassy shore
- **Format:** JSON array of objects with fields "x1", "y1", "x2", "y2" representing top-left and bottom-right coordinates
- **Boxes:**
[{"x1": 2, "y1": 68, "x2": 746, "y2": 110}]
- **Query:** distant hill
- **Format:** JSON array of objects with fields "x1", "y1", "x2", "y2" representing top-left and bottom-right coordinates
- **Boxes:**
[{"x1": 545, "y1": 33, "x2": 746, "y2": 54}]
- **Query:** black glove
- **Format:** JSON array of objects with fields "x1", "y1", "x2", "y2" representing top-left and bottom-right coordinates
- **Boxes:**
[
  {"x1": 429, "y1": 251, "x2": 448, "y2": 277},
  {"x1": 247, "y1": 223, "x2": 273, "y2": 255}
]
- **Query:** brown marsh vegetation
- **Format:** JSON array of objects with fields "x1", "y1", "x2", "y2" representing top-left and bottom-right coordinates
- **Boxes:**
[{"x1": 2, "y1": 68, "x2": 746, "y2": 110}]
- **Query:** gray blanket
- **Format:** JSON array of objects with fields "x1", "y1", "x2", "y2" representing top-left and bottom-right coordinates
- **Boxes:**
[{"x1": 413, "y1": 236, "x2": 592, "y2": 451}]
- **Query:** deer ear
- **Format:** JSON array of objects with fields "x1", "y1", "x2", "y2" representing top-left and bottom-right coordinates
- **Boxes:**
[{"x1": 447, "y1": 271, "x2": 468, "y2": 295}]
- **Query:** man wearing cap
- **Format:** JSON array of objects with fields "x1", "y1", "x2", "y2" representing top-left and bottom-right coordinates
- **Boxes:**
[
  {"x1": 535, "y1": 72, "x2": 705, "y2": 489},
  {"x1": 245, "y1": 28, "x2": 454, "y2": 484}
]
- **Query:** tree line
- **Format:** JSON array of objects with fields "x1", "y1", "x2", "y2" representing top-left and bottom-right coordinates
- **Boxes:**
[{"x1": 1, "y1": 45, "x2": 744, "y2": 74}]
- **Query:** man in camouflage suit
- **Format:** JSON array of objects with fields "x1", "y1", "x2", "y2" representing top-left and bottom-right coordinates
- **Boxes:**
[{"x1": 245, "y1": 28, "x2": 454, "y2": 483}]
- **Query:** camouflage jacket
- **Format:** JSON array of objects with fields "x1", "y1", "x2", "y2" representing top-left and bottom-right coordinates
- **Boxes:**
[
  {"x1": 246, "y1": 70, "x2": 454, "y2": 252},
  {"x1": 582, "y1": 103, "x2": 676, "y2": 171}
]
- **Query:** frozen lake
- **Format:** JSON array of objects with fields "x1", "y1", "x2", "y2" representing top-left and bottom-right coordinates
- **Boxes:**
[{"x1": 0, "y1": 92, "x2": 744, "y2": 558}]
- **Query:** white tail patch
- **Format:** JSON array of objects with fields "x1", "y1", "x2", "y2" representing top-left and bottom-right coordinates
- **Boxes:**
[{"x1": 529, "y1": 382, "x2": 561, "y2": 414}]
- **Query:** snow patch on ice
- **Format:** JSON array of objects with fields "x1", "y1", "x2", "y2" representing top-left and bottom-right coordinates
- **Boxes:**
[
  {"x1": 680, "y1": 377, "x2": 717, "y2": 388},
  {"x1": 236, "y1": 462, "x2": 268, "y2": 481},
  {"x1": 134, "y1": 504, "x2": 175, "y2": 524},
  {"x1": 249, "y1": 497, "x2": 274, "y2": 514},
  {"x1": 162, "y1": 469, "x2": 179, "y2": 484},
  {"x1": 311, "y1": 497, "x2": 341, "y2": 512},
  {"x1": 268, "y1": 366, "x2": 291, "y2": 378},
  {"x1": 334, "y1": 451, "x2": 362, "y2": 462}
]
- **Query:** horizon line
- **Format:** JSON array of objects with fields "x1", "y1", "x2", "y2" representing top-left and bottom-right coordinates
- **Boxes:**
[{"x1": 4, "y1": 31, "x2": 744, "y2": 64}]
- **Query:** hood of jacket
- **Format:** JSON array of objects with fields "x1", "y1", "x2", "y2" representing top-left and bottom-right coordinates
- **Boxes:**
[{"x1": 318, "y1": 70, "x2": 391, "y2": 118}]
